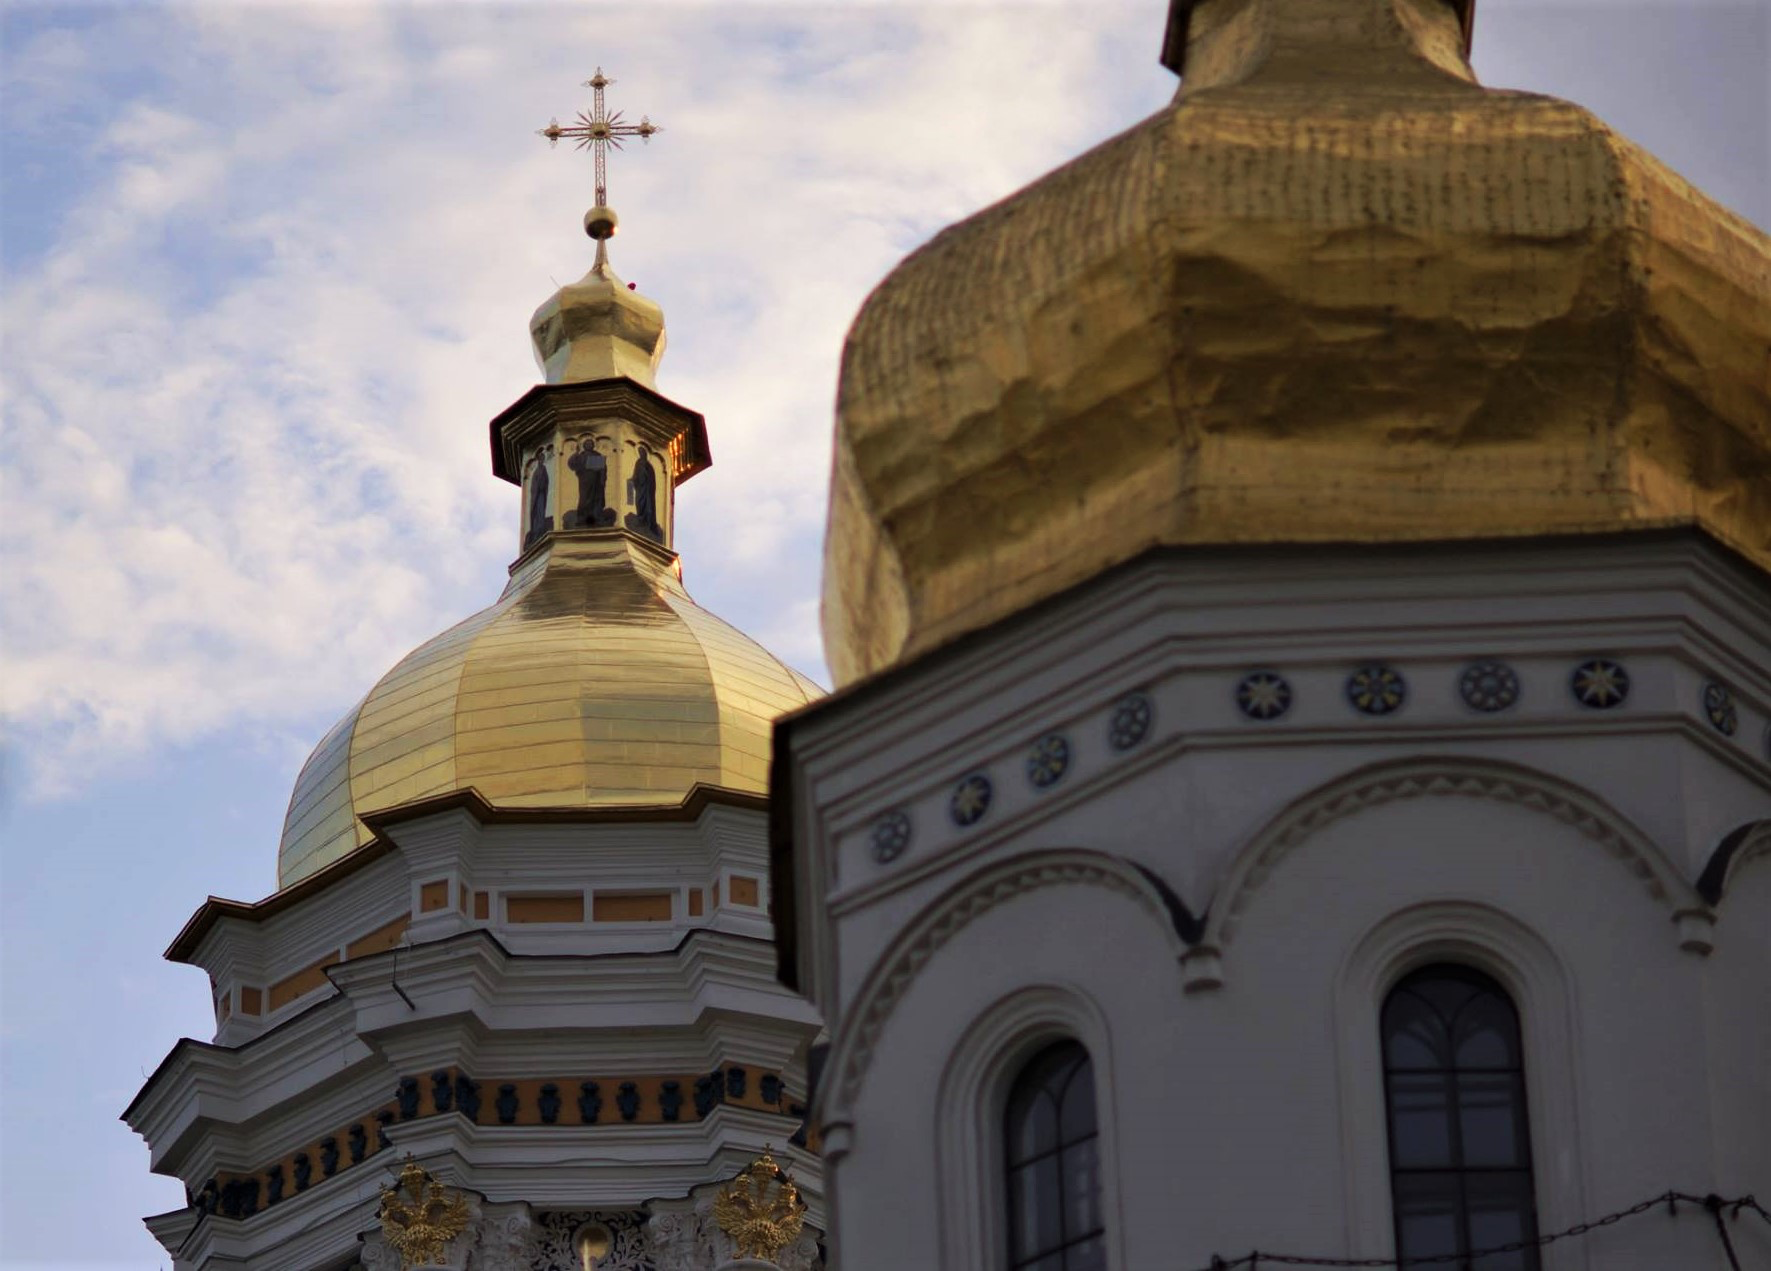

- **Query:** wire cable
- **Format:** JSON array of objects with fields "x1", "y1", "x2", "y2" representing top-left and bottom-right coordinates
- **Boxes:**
[{"x1": 1193, "y1": 1190, "x2": 1769, "y2": 1270}]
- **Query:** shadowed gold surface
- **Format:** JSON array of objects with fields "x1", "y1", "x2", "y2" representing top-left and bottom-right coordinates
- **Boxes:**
[
  {"x1": 279, "y1": 533, "x2": 820, "y2": 886},
  {"x1": 823, "y1": 0, "x2": 1771, "y2": 686}
]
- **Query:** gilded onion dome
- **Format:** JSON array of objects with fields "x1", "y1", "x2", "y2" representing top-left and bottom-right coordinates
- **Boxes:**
[
  {"x1": 278, "y1": 214, "x2": 819, "y2": 886},
  {"x1": 822, "y1": 0, "x2": 1771, "y2": 685}
]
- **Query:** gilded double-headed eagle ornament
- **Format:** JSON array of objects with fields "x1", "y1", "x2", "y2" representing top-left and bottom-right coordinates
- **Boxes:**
[
  {"x1": 712, "y1": 1150, "x2": 806, "y2": 1260},
  {"x1": 377, "y1": 1160, "x2": 471, "y2": 1268}
]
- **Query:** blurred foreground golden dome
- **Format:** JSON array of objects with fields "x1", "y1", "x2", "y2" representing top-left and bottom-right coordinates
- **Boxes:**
[{"x1": 823, "y1": 0, "x2": 1771, "y2": 686}]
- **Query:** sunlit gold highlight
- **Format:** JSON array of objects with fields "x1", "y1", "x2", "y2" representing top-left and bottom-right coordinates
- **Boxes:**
[{"x1": 279, "y1": 533, "x2": 820, "y2": 886}]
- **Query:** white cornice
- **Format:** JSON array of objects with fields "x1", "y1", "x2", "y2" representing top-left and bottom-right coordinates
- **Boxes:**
[
  {"x1": 333, "y1": 930, "x2": 818, "y2": 1057},
  {"x1": 125, "y1": 995, "x2": 374, "y2": 1175},
  {"x1": 781, "y1": 536, "x2": 1771, "y2": 1012},
  {"x1": 132, "y1": 929, "x2": 819, "y2": 1188},
  {"x1": 792, "y1": 537, "x2": 1771, "y2": 783}
]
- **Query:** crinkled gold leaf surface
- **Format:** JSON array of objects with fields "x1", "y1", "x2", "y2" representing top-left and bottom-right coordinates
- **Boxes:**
[{"x1": 823, "y1": 0, "x2": 1770, "y2": 685}]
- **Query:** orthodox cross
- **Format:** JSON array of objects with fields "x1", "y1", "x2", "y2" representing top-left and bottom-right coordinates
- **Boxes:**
[{"x1": 538, "y1": 68, "x2": 660, "y2": 212}]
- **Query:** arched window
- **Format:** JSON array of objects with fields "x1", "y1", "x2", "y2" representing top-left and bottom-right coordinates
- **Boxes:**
[
  {"x1": 1003, "y1": 1040, "x2": 1104, "y2": 1270},
  {"x1": 1382, "y1": 966, "x2": 1540, "y2": 1270}
]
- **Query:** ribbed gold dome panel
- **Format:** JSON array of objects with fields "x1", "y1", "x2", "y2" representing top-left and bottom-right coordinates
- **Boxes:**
[
  {"x1": 278, "y1": 534, "x2": 820, "y2": 886},
  {"x1": 822, "y1": 0, "x2": 1771, "y2": 685}
]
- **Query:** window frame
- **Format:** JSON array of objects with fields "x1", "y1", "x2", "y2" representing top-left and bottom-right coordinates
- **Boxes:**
[
  {"x1": 1380, "y1": 963, "x2": 1542, "y2": 1269},
  {"x1": 1333, "y1": 903, "x2": 1588, "y2": 1270},
  {"x1": 935, "y1": 985, "x2": 1121, "y2": 1271},
  {"x1": 1002, "y1": 1039, "x2": 1106, "y2": 1269}
]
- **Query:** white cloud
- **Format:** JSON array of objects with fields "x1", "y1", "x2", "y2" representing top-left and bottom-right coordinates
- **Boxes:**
[
  {"x1": 11, "y1": 0, "x2": 1755, "y2": 808},
  {"x1": 0, "y1": 2, "x2": 1172, "y2": 799}
]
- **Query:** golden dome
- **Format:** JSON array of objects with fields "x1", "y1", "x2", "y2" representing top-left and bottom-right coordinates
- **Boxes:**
[
  {"x1": 279, "y1": 534, "x2": 820, "y2": 885},
  {"x1": 278, "y1": 194, "x2": 818, "y2": 886},
  {"x1": 530, "y1": 236, "x2": 667, "y2": 388},
  {"x1": 822, "y1": 0, "x2": 1771, "y2": 685}
]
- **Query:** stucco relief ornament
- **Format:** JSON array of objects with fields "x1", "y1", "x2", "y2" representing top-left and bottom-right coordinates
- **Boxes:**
[
  {"x1": 712, "y1": 1151, "x2": 807, "y2": 1261},
  {"x1": 469, "y1": 1208, "x2": 535, "y2": 1271},
  {"x1": 1346, "y1": 664, "x2": 1406, "y2": 716},
  {"x1": 1107, "y1": 691, "x2": 1153, "y2": 750},
  {"x1": 772, "y1": 1232, "x2": 822, "y2": 1271},
  {"x1": 1571, "y1": 657, "x2": 1629, "y2": 709},
  {"x1": 1235, "y1": 670, "x2": 1292, "y2": 721},
  {"x1": 376, "y1": 1160, "x2": 470, "y2": 1268},
  {"x1": 532, "y1": 1211, "x2": 647, "y2": 1271},
  {"x1": 1459, "y1": 660, "x2": 1520, "y2": 713},
  {"x1": 868, "y1": 811, "x2": 912, "y2": 863},
  {"x1": 647, "y1": 1207, "x2": 714, "y2": 1270},
  {"x1": 949, "y1": 773, "x2": 992, "y2": 827},
  {"x1": 1703, "y1": 681, "x2": 1739, "y2": 736},
  {"x1": 1025, "y1": 734, "x2": 1071, "y2": 788}
]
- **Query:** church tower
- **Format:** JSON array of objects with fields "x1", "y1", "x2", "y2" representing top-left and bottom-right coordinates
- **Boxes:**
[
  {"x1": 125, "y1": 72, "x2": 828, "y2": 1271},
  {"x1": 775, "y1": 1, "x2": 1770, "y2": 1267}
]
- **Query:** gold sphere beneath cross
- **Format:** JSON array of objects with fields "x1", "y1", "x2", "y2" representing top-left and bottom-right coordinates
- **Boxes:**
[{"x1": 584, "y1": 205, "x2": 618, "y2": 240}]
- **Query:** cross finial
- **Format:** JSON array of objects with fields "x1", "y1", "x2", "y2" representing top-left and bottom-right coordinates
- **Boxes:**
[{"x1": 538, "y1": 68, "x2": 661, "y2": 240}]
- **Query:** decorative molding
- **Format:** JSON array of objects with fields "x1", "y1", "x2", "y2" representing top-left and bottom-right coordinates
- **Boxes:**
[
  {"x1": 647, "y1": 1204, "x2": 713, "y2": 1270},
  {"x1": 648, "y1": 1199, "x2": 822, "y2": 1271},
  {"x1": 472, "y1": 1204, "x2": 537, "y2": 1271},
  {"x1": 378, "y1": 1160, "x2": 473, "y2": 1268},
  {"x1": 1458, "y1": 660, "x2": 1519, "y2": 713},
  {"x1": 1702, "y1": 681, "x2": 1739, "y2": 736},
  {"x1": 820, "y1": 849, "x2": 1192, "y2": 1124},
  {"x1": 1025, "y1": 734, "x2": 1072, "y2": 790},
  {"x1": 194, "y1": 1064, "x2": 800, "y2": 1227},
  {"x1": 1570, "y1": 658, "x2": 1629, "y2": 710},
  {"x1": 168, "y1": 782, "x2": 768, "y2": 963},
  {"x1": 1345, "y1": 664, "x2": 1406, "y2": 716},
  {"x1": 1200, "y1": 756, "x2": 1713, "y2": 959},
  {"x1": 358, "y1": 1193, "x2": 533, "y2": 1271},
  {"x1": 1235, "y1": 670, "x2": 1292, "y2": 722},
  {"x1": 532, "y1": 1210, "x2": 650, "y2": 1271},
  {"x1": 197, "y1": 1100, "x2": 400, "y2": 1221},
  {"x1": 948, "y1": 773, "x2": 993, "y2": 828},
  {"x1": 488, "y1": 376, "x2": 709, "y2": 487},
  {"x1": 867, "y1": 812, "x2": 911, "y2": 865},
  {"x1": 712, "y1": 1151, "x2": 807, "y2": 1260},
  {"x1": 1106, "y1": 691, "x2": 1153, "y2": 751},
  {"x1": 1696, "y1": 819, "x2": 1771, "y2": 906},
  {"x1": 934, "y1": 985, "x2": 1122, "y2": 1271}
]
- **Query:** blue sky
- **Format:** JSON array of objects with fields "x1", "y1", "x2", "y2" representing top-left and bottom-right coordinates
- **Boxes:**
[{"x1": 1, "y1": 2, "x2": 1765, "y2": 1268}]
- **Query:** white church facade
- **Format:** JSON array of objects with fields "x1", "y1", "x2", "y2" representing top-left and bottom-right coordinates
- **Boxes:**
[
  {"x1": 776, "y1": 0, "x2": 1771, "y2": 1268},
  {"x1": 773, "y1": 534, "x2": 1771, "y2": 1269}
]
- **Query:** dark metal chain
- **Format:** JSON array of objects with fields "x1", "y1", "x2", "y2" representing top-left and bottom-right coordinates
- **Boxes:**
[{"x1": 1192, "y1": 1190, "x2": 1770, "y2": 1271}]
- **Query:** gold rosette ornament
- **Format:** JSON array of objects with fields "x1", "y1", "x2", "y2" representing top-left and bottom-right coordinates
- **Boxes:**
[
  {"x1": 712, "y1": 1151, "x2": 807, "y2": 1261},
  {"x1": 377, "y1": 1160, "x2": 471, "y2": 1268}
]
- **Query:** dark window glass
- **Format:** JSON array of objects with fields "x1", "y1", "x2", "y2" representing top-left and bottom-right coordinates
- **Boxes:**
[
  {"x1": 1005, "y1": 1041, "x2": 1104, "y2": 1269},
  {"x1": 1383, "y1": 966, "x2": 1540, "y2": 1270}
]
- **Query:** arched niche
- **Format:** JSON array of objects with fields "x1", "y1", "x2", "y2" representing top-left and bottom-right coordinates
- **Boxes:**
[
  {"x1": 1185, "y1": 757, "x2": 1713, "y2": 992},
  {"x1": 818, "y1": 848, "x2": 1193, "y2": 1138}
]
